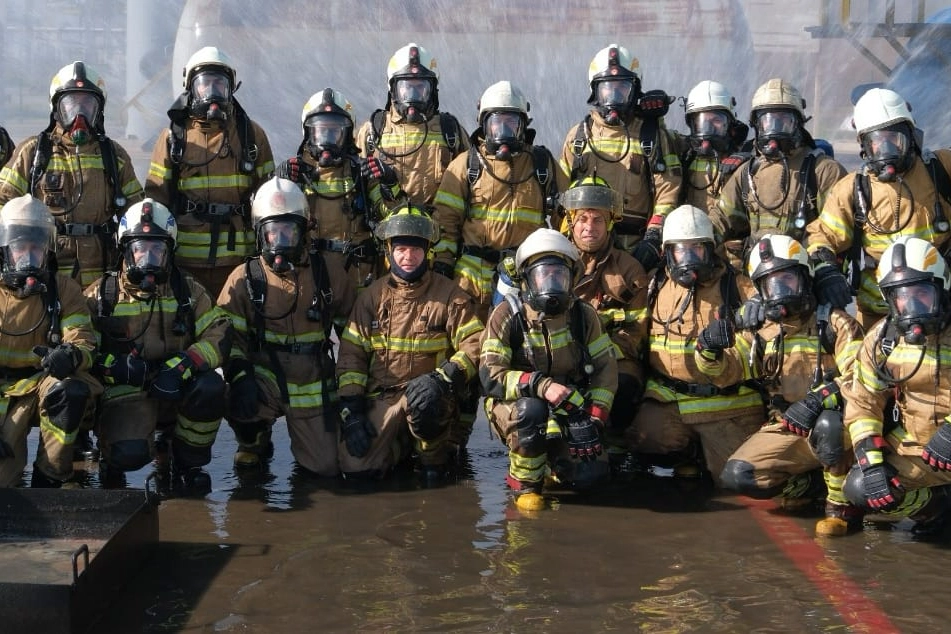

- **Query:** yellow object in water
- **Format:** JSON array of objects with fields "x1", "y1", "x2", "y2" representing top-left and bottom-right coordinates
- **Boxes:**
[{"x1": 516, "y1": 492, "x2": 546, "y2": 512}]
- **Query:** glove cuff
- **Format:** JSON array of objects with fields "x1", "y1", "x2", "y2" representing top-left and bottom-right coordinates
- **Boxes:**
[
  {"x1": 587, "y1": 404, "x2": 609, "y2": 423},
  {"x1": 855, "y1": 435, "x2": 888, "y2": 468},
  {"x1": 339, "y1": 395, "x2": 366, "y2": 418},
  {"x1": 437, "y1": 361, "x2": 466, "y2": 391},
  {"x1": 225, "y1": 358, "x2": 254, "y2": 383}
]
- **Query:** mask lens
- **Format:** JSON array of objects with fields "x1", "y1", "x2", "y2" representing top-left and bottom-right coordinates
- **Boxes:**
[
  {"x1": 756, "y1": 110, "x2": 797, "y2": 136},
  {"x1": 128, "y1": 239, "x2": 168, "y2": 269},
  {"x1": 692, "y1": 111, "x2": 730, "y2": 136},
  {"x1": 527, "y1": 261, "x2": 571, "y2": 296},
  {"x1": 57, "y1": 92, "x2": 100, "y2": 126},
  {"x1": 264, "y1": 220, "x2": 301, "y2": 249},
  {"x1": 395, "y1": 78, "x2": 431, "y2": 104},
  {"x1": 761, "y1": 269, "x2": 802, "y2": 302},
  {"x1": 890, "y1": 283, "x2": 939, "y2": 319},
  {"x1": 306, "y1": 114, "x2": 349, "y2": 148},
  {"x1": 484, "y1": 112, "x2": 522, "y2": 141},
  {"x1": 866, "y1": 128, "x2": 908, "y2": 162},
  {"x1": 597, "y1": 79, "x2": 634, "y2": 107},
  {"x1": 8, "y1": 239, "x2": 46, "y2": 271},
  {"x1": 191, "y1": 71, "x2": 231, "y2": 101},
  {"x1": 670, "y1": 242, "x2": 707, "y2": 266}
]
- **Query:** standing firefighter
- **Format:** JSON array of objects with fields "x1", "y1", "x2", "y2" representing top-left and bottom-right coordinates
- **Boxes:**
[
  {"x1": 335, "y1": 205, "x2": 483, "y2": 482},
  {"x1": 0, "y1": 61, "x2": 144, "y2": 288},
  {"x1": 357, "y1": 42, "x2": 469, "y2": 211},
  {"x1": 481, "y1": 228, "x2": 618, "y2": 511},
  {"x1": 217, "y1": 177, "x2": 349, "y2": 476},
  {"x1": 559, "y1": 43, "x2": 682, "y2": 271},
  {"x1": 0, "y1": 195, "x2": 100, "y2": 488},
  {"x1": 87, "y1": 199, "x2": 231, "y2": 495},
  {"x1": 146, "y1": 46, "x2": 275, "y2": 298}
]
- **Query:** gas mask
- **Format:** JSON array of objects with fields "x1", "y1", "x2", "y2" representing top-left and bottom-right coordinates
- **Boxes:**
[
  {"x1": 758, "y1": 267, "x2": 813, "y2": 322},
  {"x1": 304, "y1": 114, "x2": 352, "y2": 167},
  {"x1": 56, "y1": 92, "x2": 101, "y2": 145},
  {"x1": 861, "y1": 124, "x2": 915, "y2": 182},
  {"x1": 258, "y1": 218, "x2": 305, "y2": 274},
  {"x1": 189, "y1": 70, "x2": 233, "y2": 122},
  {"x1": 123, "y1": 238, "x2": 171, "y2": 292},
  {"x1": 522, "y1": 255, "x2": 573, "y2": 315},
  {"x1": 483, "y1": 111, "x2": 524, "y2": 160},
  {"x1": 391, "y1": 77, "x2": 435, "y2": 123},
  {"x1": 666, "y1": 241, "x2": 714, "y2": 287},
  {"x1": 1, "y1": 238, "x2": 49, "y2": 295},
  {"x1": 688, "y1": 110, "x2": 732, "y2": 156},
  {"x1": 753, "y1": 109, "x2": 801, "y2": 158},
  {"x1": 593, "y1": 78, "x2": 637, "y2": 126},
  {"x1": 886, "y1": 281, "x2": 947, "y2": 344}
]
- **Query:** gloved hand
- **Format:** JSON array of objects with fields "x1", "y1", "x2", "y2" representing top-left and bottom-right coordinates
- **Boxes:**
[
  {"x1": 630, "y1": 225, "x2": 663, "y2": 272},
  {"x1": 696, "y1": 307, "x2": 735, "y2": 359},
  {"x1": 812, "y1": 263, "x2": 852, "y2": 310},
  {"x1": 339, "y1": 396, "x2": 376, "y2": 458},
  {"x1": 735, "y1": 294, "x2": 766, "y2": 330},
  {"x1": 922, "y1": 421, "x2": 951, "y2": 471},
  {"x1": 94, "y1": 349, "x2": 150, "y2": 388},
  {"x1": 405, "y1": 371, "x2": 452, "y2": 436},
  {"x1": 782, "y1": 382, "x2": 840, "y2": 436},
  {"x1": 432, "y1": 261, "x2": 455, "y2": 280},
  {"x1": 275, "y1": 156, "x2": 316, "y2": 184},
  {"x1": 566, "y1": 412, "x2": 603, "y2": 461},
  {"x1": 637, "y1": 90, "x2": 673, "y2": 117},
  {"x1": 855, "y1": 435, "x2": 904, "y2": 511},
  {"x1": 148, "y1": 352, "x2": 197, "y2": 401},
  {"x1": 360, "y1": 157, "x2": 398, "y2": 186},
  {"x1": 226, "y1": 359, "x2": 260, "y2": 421},
  {"x1": 33, "y1": 344, "x2": 81, "y2": 380}
]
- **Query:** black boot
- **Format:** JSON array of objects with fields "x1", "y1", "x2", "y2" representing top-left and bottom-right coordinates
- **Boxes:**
[{"x1": 174, "y1": 466, "x2": 212, "y2": 497}]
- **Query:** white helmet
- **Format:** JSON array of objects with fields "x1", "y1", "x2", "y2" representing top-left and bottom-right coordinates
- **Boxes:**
[
  {"x1": 49, "y1": 61, "x2": 107, "y2": 134},
  {"x1": 386, "y1": 42, "x2": 439, "y2": 122},
  {"x1": 661, "y1": 205, "x2": 715, "y2": 246},
  {"x1": 877, "y1": 236, "x2": 951, "y2": 292},
  {"x1": 750, "y1": 78, "x2": 805, "y2": 118},
  {"x1": 747, "y1": 234, "x2": 815, "y2": 320},
  {"x1": 117, "y1": 199, "x2": 178, "y2": 288},
  {"x1": 587, "y1": 43, "x2": 639, "y2": 85},
  {"x1": 183, "y1": 46, "x2": 236, "y2": 91},
  {"x1": 251, "y1": 177, "x2": 308, "y2": 228},
  {"x1": 0, "y1": 195, "x2": 56, "y2": 290},
  {"x1": 0, "y1": 194, "x2": 56, "y2": 252},
  {"x1": 747, "y1": 233, "x2": 811, "y2": 280},
  {"x1": 515, "y1": 227, "x2": 579, "y2": 270},
  {"x1": 300, "y1": 88, "x2": 354, "y2": 164},
  {"x1": 477, "y1": 80, "x2": 530, "y2": 124},
  {"x1": 587, "y1": 44, "x2": 640, "y2": 124},
  {"x1": 877, "y1": 236, "x2": 951, "y2": 341},
  {"x1": 852, "y1": 88, "x2": 914, "y2": 136},
  {"x1": 117, "y1": 198, "x2": 178, "y2": 246},
  {"x1": 685, "y1": 80, "x2": 735, "y2": 116},
  {"x1": 251, "y1": 177, "x2": 309, "y2": 273},
  {"x1": 684, "y1": 80, "x2": 739, "y2": 154},
  {"x1": 387, "y1": 42, "x2": 438, "y2": 82},
  {"x1": 516, "y1": 228, "x2": 579, "y2": 315},
  {"x1": 662, "y1": 205, "x2": 716, "y2": 286}
]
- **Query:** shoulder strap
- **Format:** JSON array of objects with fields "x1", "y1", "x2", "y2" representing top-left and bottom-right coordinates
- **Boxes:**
[
  {"x1": 28, "y1": 131, "x2": 54, "y2": 194},
  {"x1": 923, "y1": 150, "x2": 951, "y2": 231},
  {"x1": 569, "y1": 117, "x2": 589, "y2": 181},
  {"x1": 97, "y1": 136, "x2": 126, "y2": 211},
  {"x1": 44, "y1": 273, "x2": 63, "y2": 345},
  {"x1": 309, "y1": 252, "x2": 335, "y2": 338},
  {"x1": 367, "y1": 109, "x2": 387, "y2": 153},
  {"x1": 170, "y1": 266, "x2": 195, "y2": 339},
  {"x1": 96, "y1": 272, "x2": 120, "y2": 318},
  {"x1": 852, "y1": 172, "x2": 871, "y2": 228},
  {"x1": 243, "y1": 258, "x2": 268, "y2": 348},
  {"x1": 570, "y1": 301, "x2": 594, "y2": 383},
  {"x1": 646, "y1": 266, "x2": 668, "y2": 310},
  {"x1": 719, "y1": 264, "x2": 741, "y2": 312},
  {"x1": 503, "y1": 293, "x2": 533, "y2": 369},
  {"x1": 233, "y1": 101, "x2": 257, "y2": 175},
  {"x1": 439, "y1": 112, "x2": 461, "y2": 153},
  {"x1": 531, "y1": 145, "x2": 556, "y2": 198}
]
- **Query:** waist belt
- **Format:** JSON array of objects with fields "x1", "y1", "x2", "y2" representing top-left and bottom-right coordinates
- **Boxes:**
[
  {"x1": 655, "y1": 374, "x2": 740, "y2": 397},
  {"x1": 461, "y1": 244, "x2": 513, "y2": 264},
  {"x1": 269, "y1": 341, "x2": 320, "y2": 355},
  {"x1": 58, "y1": 222, "x2": 116, "y2": 237},
  {"x1": 182, "y1": 200, "x2": 247, "y2": 218}
]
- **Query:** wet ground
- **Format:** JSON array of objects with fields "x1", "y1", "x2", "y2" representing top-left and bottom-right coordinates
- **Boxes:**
[{"x1": 17, "y1": 416, "x2": 951, "y2": 633}]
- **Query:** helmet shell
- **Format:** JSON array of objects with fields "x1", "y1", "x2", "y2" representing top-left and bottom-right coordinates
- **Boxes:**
[
  {"x1": 750, "y1": 78, "x2": 805, "y2": 119},
  {"x1": 49, "y1": 61, "x2": 107, "y2": 111},
  {"x1": 251, "y1": 177, "x2": 309, "y2": 229},
  {"x1": 387, "y1": 42, "x2": 438, "y2": 82},
  {"x1": 0, "y1": 195, "x2": 56, "y2": 252},
  {"x1": 877, "y1": 236, "x2": 951, "y2": 292},
  {"x1": 300, "y1": 88, "x2": 354, "y2": 127},
  {"x1": 375, "y1": 203, "x2": 439, "y2": 245},
  {"x1": 118, "y1": 199, "x2": 178, "y2": 246},
  {"x1": 587, "y1": 43, "x2": 639, "y2": 84},
  {"x1": 852, "y1": 87, "x2": 915, "y2": 136},
  {"x1": 561, "y1": 176, "x2": 623, "y2": 223},
  {"x1": 515, "y1": 227, "x2": 580, "y2": 270},
  {"x1": 661, "y1": 205, "x2": 715, "y2": 246},
  {"x1": 685, "y1": 80, "x2": 735, "y2": 116},
  {"x1": 183, "y1": 46, "x2": 236, "y2": 91},
  {"x1": 477, "y1": 81, "x2": 529, "y2": 125},
  {"x1": 747, "y1": 233, "x2": 812, "y2": 281}
]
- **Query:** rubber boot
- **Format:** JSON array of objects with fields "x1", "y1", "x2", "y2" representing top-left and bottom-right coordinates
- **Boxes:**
[
  {"x1": 910, "y1": 486, "x2": 951, "y2": 538},
  {"x1": 815, "y1": 501, "x2": 865, "y2": 536},
  {"x1": 30, "y1": 464, "x2": 62, "y2": 488},
  {"x1": 506, "y1": 473, "x2": 546, "y2": 512},
  {"x1": 175, "y1": 466, "x2": 212, "y2": 497},
  {"x1": 73, "y1": 429, "x2": 99, "y2": 462},
  {"x1": 778, "y1": 470, "x2": 827, "y2": 512},
  {"x1": 233, "y1": 425, "x2": 274, "y2": 469}
]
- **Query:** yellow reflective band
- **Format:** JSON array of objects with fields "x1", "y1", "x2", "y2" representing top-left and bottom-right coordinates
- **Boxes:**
[
  {"x1": 849, "y1": 418, "x2": 883, "y2": 442},
  {"x1": 337, "y1": 371, "x2": 367, "y2": 390}
]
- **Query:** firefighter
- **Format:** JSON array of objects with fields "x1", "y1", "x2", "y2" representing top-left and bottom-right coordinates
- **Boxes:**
[
  {"x1": 805, "y1": 87, "x2": 951, "y2": 329},
  {"x1": 0, "y1": 61, "x2": 144, "y2": 289},
  {"x1": 218, "y1": 177, "x2": 349, "y2": 476},
  {"x1": 356, "y1": 42, "x2": 469, "y2": 211},
  {"x1": 0, "y1": 124, "x2": 14, "y2": 167},
  {"x1": 561, "y1": 176, "x2": 648, "y2": 474},
  {"x1": 559, "y1": 43, "x2": 682, "y2": 271},
  {"x1": 720, "y1": 234, "x2": 865, "y2": 536},
  {"x1": 274, "y1": 89, "x2": 382, "y2": 315},
  {"x1": 0, "y1": 195, "x2": 100, "y2": 488},
  {"x1": 713, "y1": 78, "x2": 846, "y2": 286},
  {"x1": 87, "y1": 198, "x2": 231, "y2": 495},
  {"x1": 841, "y1": 237, "x2": 951, "y2": 536},
  {"x1": 481, "y1": 228, "x2": 618, "y2": 511},
  {"x1": 335, "y1": 205, "x2": 483, "y2": 481},
  {"x1": 146, "y1": 46, "x2": 275, "y2": 298},
  {"x1": 626, "y1": 204, "x2": 764, "y2": 484}
]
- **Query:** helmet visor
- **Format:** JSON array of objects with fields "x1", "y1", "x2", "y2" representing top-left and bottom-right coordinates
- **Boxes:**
[
  {"x1": 669, "y1": 241, "x2": 709, "y2": 267},
  {"x1": 394, "y1": 78, "x2": 432, "y2": 105},
  {"x1": 888, "y1": 282, "x2": 940, "y2": 321},
  {"x1": 484, "y1": 111, "x2": 522, "y2": 142},
  {"x1": 760, "y1": 268, "x2": 804, "y2": 303},
  {"x1": 57, "y1": 92, "x2": 100, "y2": 127},
  {"x1": 864, "y1": 127, "x2": 910, "y2": 165},
  {"x1": 127, "y1": 238, "x2": 170, "y2": 270},
  {"x1": 596, "y1": 78, "x2": 635, "y2": 108},
  {"x1": 690, "y1": 110, "x2": 731, "y2": 137},
  {"x1": 305, "y1": 114, "x2": 350, "y2": 148},
  {"x1": 525, "y1": 260, "x2": 572, "y2": 297},
  {"x1": 262, "y1": 219, "x2": 302, "y2": 250},
  {"x1": 190, "y1": 70, "x2": 231, "y2": 102},
  {"x1": 755, "y1": 110, "x2": 798, "y2": 137},
  {"x1": 6, "y1": 239, "x2": 47, "y2": 271}
]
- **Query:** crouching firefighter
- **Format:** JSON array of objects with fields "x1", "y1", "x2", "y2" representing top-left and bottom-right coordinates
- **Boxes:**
[
  {"x1": 481, "y1": 228, "x2": 618, "y2": 511},
  {"x1": 335, "y1": 205, "x2": 483, "y2": 482},
  {"x1": 86, "y1": 198, "x2": 231, "y2": 495},
  {"x1": 0, "y1": 195, "x2": 100, "y2": 488},
  {"x1": 719, "y1": 234, "x2": 865, "y2": 536}
]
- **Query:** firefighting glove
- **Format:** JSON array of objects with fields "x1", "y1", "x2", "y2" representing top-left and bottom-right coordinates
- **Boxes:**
[
  {"x1": 637, "y1": 90, "x2": 674, "y2": 117},
  {"x1": 275, "y1": 156, "x2": 316, "y2": 185},
  {"x1": 812, "y1": 262, "x2": 852, "y2": 310},
  {"x1": 405, "y1": 371, "x2": 452, "y2": 435},
  {"x1": 781, "y1": 383, "x2": 841, "y2": 437},
  {"x1": 339, "y1": 396, "x2": 376, "y2": 458},
  {"x1": 360, "y1": 157, "x2": 399, "y2": 186},
  {"x1": 921, "y1": 421, "x2": 951, "y2": 471},
  {"x1": 33, "y1": 344, "x2": 81, "y2": 380},
  {"x1": 149, "y1": 352, "x2": 197, "y2": 401},
  {"x1": 94, "y1": 349, "x2": 150, "y2": 388},
  {"x1": 225, "y1": 359, "x2": 260, "y2": 421},
  {"x1": 432, "y1": 261, "x2": 455, "y2": 280},
  {"x1": 855, "y1": 435, "x2": 904, "y2": 511},
  {"x1": 696, "y1": 307, "x2": 735, "y2": 360},
  {"x1": 566, "y1": 411, "x2": 603, "y2": 461},
  {"x1": 630, "y1": 225, "x2": 663, "y2": 272},
  {"x1": 735, "y1": 294, "x2": 766, "y2": 330}
]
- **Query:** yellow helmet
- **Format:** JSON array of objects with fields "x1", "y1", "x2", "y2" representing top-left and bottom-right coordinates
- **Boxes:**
[
  {"x1": 375, "y1": 202, "x2": 439, "y2": 247},
  {"x1": 561, "y1": 176, "x2": 623, "y2": 231}
]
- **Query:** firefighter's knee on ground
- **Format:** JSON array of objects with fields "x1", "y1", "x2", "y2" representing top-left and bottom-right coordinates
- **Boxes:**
[
  {"x1": 108, "y1": 439, "x2": 152, "y2": 472},
  {"x1": 42, "y1": 378, "x2": 91, "y2": 433},
  {"x1": 182, "y1": 370, "x2": 227, "y2": 421},
  {"x1": 514, "y1": 397, "x2": 548, "y2": 454},
  {"x1": 809, "y1": 410, "x2": 844, "y2": 468},
  {"x1": 720, "y1": 459, "x2": 764, "y2": 496}
]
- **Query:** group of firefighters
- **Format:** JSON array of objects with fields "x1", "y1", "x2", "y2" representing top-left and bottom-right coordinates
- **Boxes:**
[{"x1": 1, "y1": 40, "x2": 951, "y2": 540}]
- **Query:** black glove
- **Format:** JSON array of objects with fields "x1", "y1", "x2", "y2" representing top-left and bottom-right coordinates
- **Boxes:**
[
  {"x1": 922, "y1": 421, "x2": 951, "y2": 471},
  {"x1": 275, "y1": 156, "x2": 316, "y2": 184},
  {"x1": 812, "y1": 263, "x2": 852, "y2": 309},
  {"x1": 360, "y1": 157, "x2": 398, "y2": 186},
  {"x1": 149, "y1": 352, "x2": 197, "y2": 401},
  {"x1": 432, "y1": 261, "x2": 455, "y2": 280},
  {"x1": 855, "y1": 435, "x2": 904, "y2": 511},
  {"x1": 735, "y1": 294, "x2": 766, "y2": 330},
  {"x1": 630, "y1": 227, "x2": 662, "y2": 272},
  {"x1": 782, "y1": 383, "x2": 840, "y2": 437},
  {"x1": 405, "y1": 371, "x2": 452, "y2": 438},
  {"x1": 637, "y1": 90, "x2": 674, "y2": 117},
  {"x1": 566, "y1": 412, "x2": 603, "y2": 461},
  {"x1": 696, "y1": 307, "x2": 735, "y2": 359},
  {"x1": 339, "y1": 396, "x2": 376, "y2": 458},
  {"x1": 94, "y1": 350, "x2": 150, "y2": 388},
  {"x1": 226, "y1": 360, "x2": 260, "y2": 421},
  {"x1": 33, "y1": 344, "x2": 81, "y2": 380}
]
